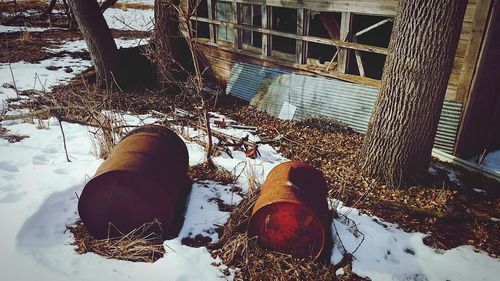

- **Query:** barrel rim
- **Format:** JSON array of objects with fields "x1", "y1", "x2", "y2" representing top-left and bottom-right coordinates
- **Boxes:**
[
  {"x1": 247, "y1": 200, "x2": 326, "y2": 260},
  {"x1": 122, "y1": 125, "x2": 177, "y2": 141}
]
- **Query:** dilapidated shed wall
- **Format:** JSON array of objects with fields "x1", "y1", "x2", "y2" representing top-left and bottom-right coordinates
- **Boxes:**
[
  {"x1": 182, "y1": 0, "x2": 494, "y2": 155},
  {"x1": 226, "y1": 62, "x2": 463, "y2": 154}
]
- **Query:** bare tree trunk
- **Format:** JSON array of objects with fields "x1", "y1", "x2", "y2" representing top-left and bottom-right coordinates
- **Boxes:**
[
  {"x1": 153, "y1": 0, "x2": 191, "y2": 89},
  {"x1": 358, "y1": 0, "x2": 467, "y2": 187},
  {"x1": 154, "y1": 0, "x2": 177, "y2": 88},
  {"x1": 68, "y1": 0, "x2": 122, "y2": 89}
]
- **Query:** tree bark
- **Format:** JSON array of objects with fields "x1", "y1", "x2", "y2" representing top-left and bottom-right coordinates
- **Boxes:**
[
  {"x1": 68, "y1": 0, "x2": 122, "y2": 89},
  {"x1": 358, "y1": 0, "x2": 467, "y2": 187},
  {"x1": 153, "y1": 0, "x2": 192, "y2": 90}
]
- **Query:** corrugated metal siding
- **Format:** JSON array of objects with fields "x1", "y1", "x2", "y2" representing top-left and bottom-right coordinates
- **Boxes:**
[{"x1": 226, "y1": 62, "x2": 462, "y2": 154}]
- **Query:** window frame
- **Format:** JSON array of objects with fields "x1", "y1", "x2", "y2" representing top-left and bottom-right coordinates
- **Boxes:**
[{"x1": 189, "y1": 0, "x2": 393, "y2": 84}]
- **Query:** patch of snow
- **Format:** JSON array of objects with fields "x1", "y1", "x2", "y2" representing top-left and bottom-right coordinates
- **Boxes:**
[
  {"x1": 481, "y1": 150, "x2": 500, "y2": 173},
  {"x1": 472, "y1": 188, "x2": 486, "y2": 195},
  {"x1": 179, "y1": 181, "x2": 242, "y2": 242},
  {"x1": 446, "y1": 169, "x2": 462, "y2": 186},
  {"x1": 0, "y1": 117, "x2": 232, "y2": 281},
  {"x1": 0, "y1": 25, "x2": 59, "y2": 33},
  {"x1": 428, "y1": 166, "x2": 438, "y2": 175},
  {"x1": 104, "y1": 8, "x2": 154, "y2": 31},
  {"x1": 0, "y1": 57, "x2": 91, "y2": 111},
  {"x1": 46, "y1": 38, "x2": 149, "y2": 53},
  {"x1": 0, "y1": 9, "x2": 39, "y2": 18},
  {"x1": 332, "y1": 200, "x2": 500, "y2": 281}
]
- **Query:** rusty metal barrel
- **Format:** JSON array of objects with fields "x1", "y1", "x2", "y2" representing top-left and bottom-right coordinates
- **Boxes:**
[
  {"x1": 78, "y1": 125, "x2": 189, "y2": 239},
  {"x1": 248, "y1": 161, "x2": 331, "y2": 260}
]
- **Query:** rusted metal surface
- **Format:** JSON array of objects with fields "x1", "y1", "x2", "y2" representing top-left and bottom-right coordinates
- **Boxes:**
[
  {"x1": 226, "y1": 61, "x2": 463, "y2": 154},
  {"x1": 78, "y1": 125, "x2": 189, "y2": 239},
  {"x1": 248, "y1": 161, "x2": 331, "y2": 260}
]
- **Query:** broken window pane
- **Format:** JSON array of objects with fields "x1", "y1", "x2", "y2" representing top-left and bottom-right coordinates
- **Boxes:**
[
  {"x1": 307, "y1": 11, "x2": 341, "y2": 65},
  {"x1": 271, "y1": 7, "x2": 296, "y2": 59},
  {"x1": 241, "y1": 3, "x2": 262, "y2": 50},
  {"x1": 190, "y1": 0, "x2": 209, "y2": 39},
  {"x1": 350, "y1": 14, "x2": 394, "y2": 79},
  {"x1": 191, "y1": 20, "x2": 210, "y2": 39}
]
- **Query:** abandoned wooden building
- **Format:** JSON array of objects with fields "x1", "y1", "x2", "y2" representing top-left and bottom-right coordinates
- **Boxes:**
[{"x1": 181, "y1": 0, "x2": 500, "y2": 159}]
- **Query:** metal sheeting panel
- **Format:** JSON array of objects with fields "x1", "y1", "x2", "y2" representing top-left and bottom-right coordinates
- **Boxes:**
[
  {"x1": 226, "y1": 62, "x2": 462, "y2": 154},
  {"x1": 435, "y1": 102, "x2": 463, "y2": 154}
]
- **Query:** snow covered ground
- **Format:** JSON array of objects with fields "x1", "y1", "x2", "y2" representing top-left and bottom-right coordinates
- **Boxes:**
[
  {"x1": 104, "y1": 7, "x2": 154, "y2": 31},
  {"x1": 1, "y1": 106, "x2": 499, "y2": 281},
  {"x1": 1, "y1": 3, "x2": 500, "y2": 281},
  {"x1": 473, "y1": 150, "x2": 500, "y2": 174}
]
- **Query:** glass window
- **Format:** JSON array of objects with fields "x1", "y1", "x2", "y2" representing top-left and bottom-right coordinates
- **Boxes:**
[
  {"x1": 307, "y1": 11, "x2": 341, "y2": 65},
  {"x1": 350, "y1": 14, "x2": 393, "y2": 79},
  {"x1": 271, "y1": 7, "x2": 297, "y2": 58},
  {"x1": 241, "y1": 4, "x2": 262, "y2": 49},
  {"x1": 216, "y1": 1, "x2": 235, "y2": 42}
]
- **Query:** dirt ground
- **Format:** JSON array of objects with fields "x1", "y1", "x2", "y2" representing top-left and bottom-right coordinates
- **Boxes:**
[{"x1": 0, "y1": 2, "x2": 150, "y2": 64}]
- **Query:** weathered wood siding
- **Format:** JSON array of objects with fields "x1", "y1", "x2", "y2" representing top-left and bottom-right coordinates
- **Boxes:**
[
  {"x1": 456, "y1": 1, "x2": 500, "y2": 158},
  {"x1": 190, "y1": 0, "x2": 492, "y2": 103}
]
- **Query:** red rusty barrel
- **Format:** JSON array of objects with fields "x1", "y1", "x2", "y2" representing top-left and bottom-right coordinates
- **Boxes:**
[
  {"x1": 78, "y1": 125, "x2": 189, "y2": 239},
  {"x1": 248, "y1": 161, "x2": 331, "y2": 260}
]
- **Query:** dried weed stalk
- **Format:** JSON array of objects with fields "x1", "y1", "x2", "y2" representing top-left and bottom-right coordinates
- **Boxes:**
[
  {"x1": 147, "y1": 0, "x2": 216, "y2": 162},
  {"x1": 188, "y1": 162, "x2": 237, "y2": 185},
  {"x1": 69, "y1": 219, "x2": 166, "y2": 263}
]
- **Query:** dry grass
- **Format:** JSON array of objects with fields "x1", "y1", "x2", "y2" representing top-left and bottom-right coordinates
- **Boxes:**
[
  {"x1": 17, "y1": 27, "x2": 32, "y2": 42},
  {"x1": 114, "y1": 2, "x2": 153, "y2": 10},
  {"x1": 69, "y1": 219, "x2": 166, "y2": 263},
  {"x1": 207, "y1": 165, "x2": 358, "y2": 281},
  {"x1": 188, "y1": 162, "x2": 238, "y2": 185},
  {"x1": 209, "y1": 173, "x2": 358, "y2": 281},
  {"x1": 88, "y1": 113, "x2": 123, "y2": 159},
  {"x1": 214, "y1": 233, "x2": 343, "y2": 281}
]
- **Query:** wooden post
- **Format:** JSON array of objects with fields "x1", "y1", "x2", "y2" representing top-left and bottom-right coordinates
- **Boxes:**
[
  {"x1": 295, "y1": 9, "x2": 308, "y2": 64},
  {"x1": 232, "y1": 1, "x2": 240, "y2": 49},
  {"x1": 456, "y1": 0, "x2": 492, "y2": 102},
  {"x1": 262, "y1": 5, "x2": 271, "y2": 56},
  {"x1": 338, "y1": 12, "x2": 352, "y2": 73},
  {"x1": 207, "y1": 0, "x2": 215, "y2": 43},
  {"x1": 353, "y1": 38, "x2": 365, "y2": 76}
]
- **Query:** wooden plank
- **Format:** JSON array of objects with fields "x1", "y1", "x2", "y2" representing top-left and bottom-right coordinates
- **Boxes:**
[
  {"x1": 192, "y1": 16, "x2": 389, "y2": 54},
  {"x1": 459, "y1": 21, "x2": 473, "y2": 41},
  {"x1": 228, "y1": 0, "x2": 398, "y2": 16},
  {"x1": 445, "y1": 87, "x2": 458, "y2": 101},
  {"x1": 455, "y1": 0, "x2": 491, "y2": 102},
  {"x1": 207, "y1": 0, "x2": 215, "y2": 43},
  {"x1": 261, "y1": 5, "x2": 271, "y2": 56},
  {"x1": 451, "y1": 57, "x2": 465, "y2": 74},
  {"x1": 196, "y1": 42, "x2": 381, "y2": 87},
  {"x1": 464, "y1": 2, "x2": 477, "y2": 22},
  {"x1": 448, "y1": 73, "x2": 460, "y2": 87},
  {"x1": 455, "y1": 39, "x2": 469, "y2": 58},
  {"x1": 295, "y1": 8, "x2": 306, "y2": 64},
  {"x1": 233, "y1": 1, "x2": 240, "y2": 48},
  {"x1": 353, "y1": 38, "x2": 365, "y2": 77},
  {"x1": 355, "y1": 18, "x2": 392, "y2": 37},
  {"x1": 338, "y1": 12, "x2": 352, "y2": 73}
]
